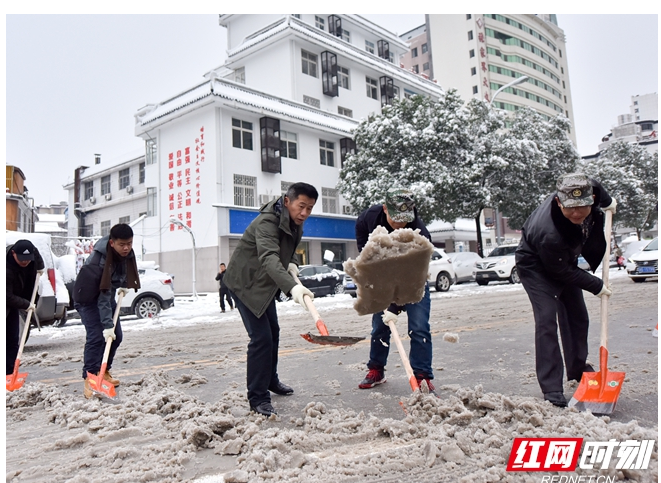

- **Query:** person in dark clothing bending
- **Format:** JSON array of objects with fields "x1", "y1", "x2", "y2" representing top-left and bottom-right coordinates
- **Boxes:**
[
  {"x1": 215, "y1": 263, "x2": 234, "y2": 312},
  {"x1": 515, "y1": 173, "x2": 616, "y2": 407},
  {"x1": 6, "y1": 240, "x2": 44, "y2": 375}
]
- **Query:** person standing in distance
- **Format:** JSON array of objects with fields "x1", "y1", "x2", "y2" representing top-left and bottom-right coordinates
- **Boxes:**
[
  {"x1": 354, "y1": 187, "x2": 436, "y2": 395},
  {"x1": 6, "y1": 240, "x2": 44, "y2": 375},
  {"x1": 215, "y1": 263, "x2": 234, "y2": 312},
  {"x1": 73, "y1": 223, "x2": 141, "y2": 398},
  {"x1": 515, "y1": 173, "x2": 616, "y2": 407},
  {"x1": 224, "y1": 182, "x2": 318, "y2": 416}
]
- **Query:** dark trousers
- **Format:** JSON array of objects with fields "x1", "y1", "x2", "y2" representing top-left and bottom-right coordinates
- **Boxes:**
[
  {"x1": 6, "y1": 308, "x2": 21, "y2": 375},
  {"x1": 76, "y1": 302, "x2": 123, "y2": 380},
  {"x1": 231, "y1": 290, "x2": 280, "y2": 407},
  {"x1": 219, "y1": 287, "x2": 234, "y2": 311},
  {"x1": 521, "y1": 279, "x2": 590, "y2": 394}
]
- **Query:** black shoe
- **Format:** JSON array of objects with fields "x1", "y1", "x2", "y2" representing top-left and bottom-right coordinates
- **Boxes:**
[
  {"x1": 268, "y1": 381, "x2": 294, "y2": 396},
  {"x1": 584, "y1": 364, "x2": 595, "y2": 373},
  {"x1": 544, "y1": 392, "x2": 567, "y2": 407},
  {"x1": 251, "y1": 402, "x2": 277, "y2": 416}
]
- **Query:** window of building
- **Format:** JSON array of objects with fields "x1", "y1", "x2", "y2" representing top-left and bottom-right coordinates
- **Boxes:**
[
  {"x1": 233, "y1": 174, "x2": 257, "y2": 207},
  {"x1": 421, "y1": 43, "x2": 428, "y2": 54},
  {"x1": 561, "y1": 67, "x2": 564, "y2": 74},
  {"x1": 341, "y1": 29, "x2": 350, "y2": 42},
  {"x1": 641, "y1": 122, "x2": 653, "y2": 131},
  {"x1": 634, "y1": 108, "x2": 639, "y2": 113},
  {"x1": 280, "y1": 131, "x2": 298, "y2": 159},
  {"x1": 81, "y1": 224, "x2": 93, "y2": 237},
  {"x1": 319, "y1": 140, "x2": 335, "y2": 167},
  {"x1": 412, "y1": 65, "x2": 419, "y2": 73},
  {"x1": 466, "y1": 14, "x2": 472, "y2": 19},
  {"x1": 235, "y1": 67, "x2": 245, "y2": 84},
  {"x1": 365, "y1": 40, "x2": 375, "y2": 54},
  {"x1": 139, "y1": 162, "x2": 145, "y2": 184},
  {"x1": 389, "y1": 51, "x2": 395, "y2": 63},
  {"x1": 101, "y1": 220, "x2": 111, "y2": 237},
  {"x1": 338, "y1": 106, "x2": 353, "y2": 117},
  {"x1": 471, "y1": 67, "x2": 477, "y2": 76},
  {"x1": 84, "y1": 181, "x2": 94, "y2": 200},
  {"x1": 338, "y1": 66, "x2": 350, "y2": 89},
  {"x1": 301, "y1": 50, "x2": 318, "y2": 77},
  {"x1": 469, "y1": 49, "x2": 475, "y2": 58},
  {"x1": 118, "y1": 168, "x2": 130, "y2": 190},
  {"x1": 423, "y1": 62, "x2": 430, "y2": 71},
  {"x1": 472, "y1": 85, "x2": 478, "y2": 94},
  {"x1": 101, "y1": 175, "x2": 111, "y2": 195},
  {"x1": 147, "y1": 187, "x2": 157, "y2": 217},
  {"x1": 366, "y1": 76, "x2": 378, "y2": 99},
  {"x1": 634, "y1": 100, "x2": 638, "y2": 105},
  {"x1": 232, "y1": 118, "x2": 253, "y2": 150},
  {"x1": 322, "y1": 187, "x2": 338, "y2": 214},
  {"x1": 315, "y1": 15, "x2": 325, "y2": 30},
  {"x1": 119, "y1": 216, "x2": 130, "y2": 224},
  {"x1": 411, "y1": 47, "x2": 418, "y2": 58},
  {"x1": 145, "y1": 139, "x2": 157, "y2": 165},
  {"x1": 468, "y1": 30, "x2": 473, "y2": 40},
  {"x1": 292, "y1": 14, "x2": 300, "y2": 19},
  {"x1": 404, "y1": 88, "x2": 417, "y2": 99}
]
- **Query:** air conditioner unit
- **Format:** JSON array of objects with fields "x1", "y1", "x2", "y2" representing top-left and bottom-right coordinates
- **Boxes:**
[
  {"x1": 126, "y1": 186, "x2": 134, "y2": 194},
  {"x1": 89, "y1": 197, "x2": 96, "y2": 204},
  {"x1": 342, "y1": 205, "x2": 352, "y2": 215},
  {"x1": 259, "y1": 194, "x2": 275, "y2": 205},
  {"x1": 105, "y1": 193, "x2": 112, "y2": 201}
]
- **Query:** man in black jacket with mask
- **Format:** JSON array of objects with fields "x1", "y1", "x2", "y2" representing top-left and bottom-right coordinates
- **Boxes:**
[{"x1": 515, "y1": 173, "x2": 616, "y2": 407}]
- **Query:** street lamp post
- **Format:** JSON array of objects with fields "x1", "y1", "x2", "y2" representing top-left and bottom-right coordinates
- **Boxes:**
[
  {"x1": 489, "y1": 75, "x2": 529, "y2": 244},
  {"x1": 169, "y1": 218, "x2": 197, "y2": 299}
]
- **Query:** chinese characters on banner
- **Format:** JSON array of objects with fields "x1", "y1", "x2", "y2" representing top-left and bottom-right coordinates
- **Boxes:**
[
  {"x1": 168, "y1": 126, "x2": 205, "y2": 231},
  {"x1": 474, "y1": 16, "x2": 490, "y2": 103}
]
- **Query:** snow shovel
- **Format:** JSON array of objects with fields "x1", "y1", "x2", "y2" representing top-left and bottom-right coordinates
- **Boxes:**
[
  {"x1": 86, "y1": 288, "x2": 127, "y2": 399},
  {"x1": 293, "y1": 276, "x2": 364, "y2": 346},
  {"x1": 569, "y1": 210, "x2": 625, "y2": 415},
  {"x1": 384, "y1": 319, "x2": 420, "y2": 393},
  {"x1": 6, "y1": 271, "x2": 42, "y2": 391}
]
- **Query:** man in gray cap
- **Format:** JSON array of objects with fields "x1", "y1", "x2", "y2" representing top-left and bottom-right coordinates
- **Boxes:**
[
  {"x1": 515, "y1": 173, "x2": 617, "y2": 407},
  {"x1": 354, "y1": 187, "x2": 436, "y2": 394}
]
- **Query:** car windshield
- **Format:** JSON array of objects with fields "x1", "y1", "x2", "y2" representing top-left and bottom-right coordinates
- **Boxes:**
[
  {"x1": 489, "y1": 245, "x2": 518, "y2": 257},
  {"x1": 644, "y1": 238, "x2": 658, "y2": 251}
]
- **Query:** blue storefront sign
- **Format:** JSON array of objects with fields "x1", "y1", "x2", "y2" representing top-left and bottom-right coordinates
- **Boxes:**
[{"x1": 229, "y1": 209, "x2": 355, "y2": 240}]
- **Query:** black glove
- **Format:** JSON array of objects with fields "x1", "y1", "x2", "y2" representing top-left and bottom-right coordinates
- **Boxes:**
[{"x1": 387, "y1": 303, "x2": 406, "y2": 315}]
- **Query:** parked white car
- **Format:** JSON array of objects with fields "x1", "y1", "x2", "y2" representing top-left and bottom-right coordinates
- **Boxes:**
[
  {"x1": 626, "y1": 237, "x2": 658, "y2": 283},
  {"x1": 446, "y1": 251, "x2": 483, "y2": 283},
  {"x1": 428, "y1": 248, "x2": 456, "y2": 292},
  {"x1": 475, "y1": 244, "x2": 520, "y2": 285},
  {"x1": 120, "y1": 262, "x2": 175, "y2": 318}
]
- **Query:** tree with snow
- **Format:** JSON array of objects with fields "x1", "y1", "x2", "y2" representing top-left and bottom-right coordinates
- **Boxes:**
[{"x1": 579, "y1": 141, "x2": 658, "y2": 239}]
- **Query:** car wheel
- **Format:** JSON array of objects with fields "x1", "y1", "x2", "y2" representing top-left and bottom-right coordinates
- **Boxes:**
[
  {"x1": 476, "y1": 279, "x2": 489, "y2": 286},
  {"x1": 435, "y1": 272, "x2": 451, "y2": 292},
  {"x1": 53, "y1": 310, "x2": 68, "y2": 328},
  {"x1": 134, "y1": 296, "x2": 161, "y2": 319},
  {"x1": 632, "y1": 278, "x2": 646, "y2": 283},
  {"x1": 334, "y1": 283, "x2": 345, "y2": 295},
  {"x1": 509, "y1": 268, "x2": 521, "y2": 284}
]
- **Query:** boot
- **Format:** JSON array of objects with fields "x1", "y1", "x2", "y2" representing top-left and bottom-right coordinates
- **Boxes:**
[
  {"x1": 104, "y1": 371, "x2": 120, "y2": 387},
  {"x1": 84, "y1": 378, "x2": 93, "y2": 399}
]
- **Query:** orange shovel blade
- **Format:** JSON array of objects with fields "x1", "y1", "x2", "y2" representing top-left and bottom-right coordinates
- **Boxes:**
[
  {"x1": 6, "y1": 372, "x2": 28, "y2": 391},
  {"x1": 86, "y1": 371, "x2": 117, "y2": 399},
  {"x1": 568, "y1": 347, "x2": 625, "y2": 415}
]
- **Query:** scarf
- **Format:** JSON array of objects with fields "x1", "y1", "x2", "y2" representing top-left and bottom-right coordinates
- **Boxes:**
[{"x1": 99, "y1": 242, "x2": 141, "y2": 292}]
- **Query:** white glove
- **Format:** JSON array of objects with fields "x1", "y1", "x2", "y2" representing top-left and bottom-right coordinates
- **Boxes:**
[
  {"x1": 37, "y1": 269, "x2": 45, "y2": 275},
  {"x1": 603, "y1": 198, "x2": 617, "y2": 214},
  {"x1": 103, "y1": 328, "x2": 116, "y2": 341},
  {"x1": 27, "y1": 303, "x2": 37, "y2": 313},
  {"x1": 290, "y1": 284, "x2": 314, "y2": 310},
  {"x1": 382, "y1": 310, "x2": 398, "y2": 326},
  {"x1": 117, "y1": 287, "x2": 130, "y2": 297},
  {"x1": 596, "y1": 284, "x2": 612, "y2": 297},
  {"x1": 287, "y1": 263, "x2": 299, "y2": 278}
]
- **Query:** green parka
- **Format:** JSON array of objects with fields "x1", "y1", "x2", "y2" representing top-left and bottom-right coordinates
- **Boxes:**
[{"x1": 223, "y1": 197, "x2": 301, "y2": 318}]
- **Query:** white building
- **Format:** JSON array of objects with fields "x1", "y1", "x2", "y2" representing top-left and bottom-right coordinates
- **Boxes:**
[
  {"x1": 596, "y1": 92, "x2": 658, "y2": 155},
  {"x1": 132, "y1": 14, "x2": 445, "y2": 293},
  {"x1": 424, "y1": 14, "x2": 576, "y2": 145}
]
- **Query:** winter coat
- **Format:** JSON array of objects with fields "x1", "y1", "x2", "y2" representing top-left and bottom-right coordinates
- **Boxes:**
[
  {"x1": 515, "y1": 179, "x2": 613, "y2": 296},
  {"x1": 72, "y1": 236, "x2": 140, "y2": 329},
  {"x1": 215, "y1": 271, "x2": 228, "y2": 289},
  {"x1": 6, "y1": 244, "x2": 45, "y2": 313},
  {"x1": 355, "y1": 204, "x2": 432, "y2": 252},
  {"x1": 223, "y1": 197, "x2": 302, "y2": 318}
]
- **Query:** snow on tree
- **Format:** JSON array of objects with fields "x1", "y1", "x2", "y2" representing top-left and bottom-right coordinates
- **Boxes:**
[{"x1": 579, "y1": 141, "x2": 658, "y2": 239}]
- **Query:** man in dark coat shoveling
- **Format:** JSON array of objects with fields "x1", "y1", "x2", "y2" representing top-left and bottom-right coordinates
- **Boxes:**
[{"x1": 515, "y1": 173, "x2": 616, "y2": 407}]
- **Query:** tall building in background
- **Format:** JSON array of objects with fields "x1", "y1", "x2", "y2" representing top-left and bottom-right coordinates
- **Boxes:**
[
  {"x1": 399, "y1": 24, "x2": 431, "y2": 78},
  {"x1": 423, "y1": 14, "x2": 577, "y2": 145}
]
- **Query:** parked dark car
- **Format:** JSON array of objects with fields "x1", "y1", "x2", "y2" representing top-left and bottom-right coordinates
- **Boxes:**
[{"x1": 279, "y1": 264, "x2": 345, "y2": 301}]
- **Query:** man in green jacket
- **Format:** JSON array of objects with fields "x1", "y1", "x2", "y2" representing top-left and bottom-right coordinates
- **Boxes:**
[{"x1": 224, "y1": 182, "x2": 318, "y2": 416}]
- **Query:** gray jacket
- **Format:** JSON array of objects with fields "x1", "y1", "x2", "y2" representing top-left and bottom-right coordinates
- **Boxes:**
[{"x1": 224, "y1": 197, "x2": 302, "y2": 318}]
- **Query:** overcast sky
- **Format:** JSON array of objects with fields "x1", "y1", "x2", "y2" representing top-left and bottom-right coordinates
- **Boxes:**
[{"x1": 5, "y1": 14, "x2": 658, "y2": 207}]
